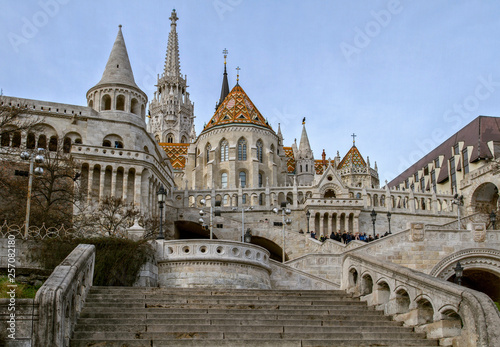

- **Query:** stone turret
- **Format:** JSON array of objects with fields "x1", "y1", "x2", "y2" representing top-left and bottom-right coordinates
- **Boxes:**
[
  {"x1": 296, "y1": 122, "x2": 315, "y2": 185},
  {"x1": 86, "y1": 25, "x2": 147, "y2": 119},
  {"x1": 148, "y1": 9, "x2": 195, "y2": 144}
]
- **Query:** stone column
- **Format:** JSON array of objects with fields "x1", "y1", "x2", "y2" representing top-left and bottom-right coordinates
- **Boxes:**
[
  {"x1": 134, "y1": 172, "x2": 142, "y2": 211},
  {"x1": 87, "y1": 164, "x2": 94, "y2": 204},
  {"x1": 110, "y1": 167, "x2": 116, "y2": 197},
  {"x1": 319, "y1": 213, "x2": 324, "y2": 236},
  {"x1": 99, "y1": 168, "x2": 106, "y2": 201},
  {"x1": 122, "y1": 168, "x2": 129, "y2": 203}
]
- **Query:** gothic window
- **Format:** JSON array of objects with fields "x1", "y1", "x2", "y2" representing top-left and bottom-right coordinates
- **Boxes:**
[
  {"x1": 221, "y1": 172, "x2": 228, "y2": 188},
  {"x1": 27, "y1": 132, "x2": 35, "y2": 149},
  {"x1": 239, "y1": 171, "x2": 246, "y2": 188},
  {"x1": 49, "y1": 136, "x2": 58, "y2": 152},
  {"x1": 450, "y1": 157, "x2": 457, "y2": 193},
  {"x1": 130, "y1": 98, "x2": 139, "y2": 115},
  {"x1": 238, "y1": 138, "x2": 247, "y2": 161},
  {"x1": 463, "y1": 148, "x2": 469, "y2": 174},
  {"x1": 205, "y1": 143, "x2": 211, "y2": 163},
  {"x1": 181, "y1": 136, "x2": 187, "y2": 144},
  {"x1": 63, "y1": 137, "x2": 71, "y2": 153},
  {"x1": 220, "y1": 140, "x2": 229, "y2": 162},
  {"x1": 37, "y1": 135, "x2": 47, "y2": 149},
  {"x1": 12, "y1": 132, "x2": 21, "y2": 147},
  {"x1": 431, "y1": 169, "x2": 436, "y2": 193},
  {"x1": 167, "y1": 134, "x2": 174, "y2": 143},
  {"x1": 270, "y1": 144, "x2": 274, "y2": 154},
  {"x1": 116, "y1": 95, "x2": 125, "y2": 111},
  {"x1": 101, "y1": 94, "x2": 111, "y2": 110},
  {"x1": 1, "y1": 133, "x2": 9, "y2": 147},
  {"x1": 256, "y1": 140, "x2": 263, "y2": 163},
  {"x1": 258, "y1": 173, "x2": 263, "y2": 187}
]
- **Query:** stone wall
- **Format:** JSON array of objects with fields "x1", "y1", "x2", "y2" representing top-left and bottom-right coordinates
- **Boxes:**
[{"x1": 0, "y1": 299, "x2": 36, "y2": 347}]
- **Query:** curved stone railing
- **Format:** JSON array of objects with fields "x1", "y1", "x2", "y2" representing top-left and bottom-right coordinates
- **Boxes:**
[
  {"x1": 33, "y1": 244, "x2": 95, "y2": 347},
  {"x1": 156, "y1": 240, "x2": 272, "y2": 289},
  {"x1": 342, "y1": 252, "x2": 500, "y2": 347}
]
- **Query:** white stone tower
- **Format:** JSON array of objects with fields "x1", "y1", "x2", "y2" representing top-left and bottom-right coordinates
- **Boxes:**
[
  {"x1": 86, "y1": 25, "x2": 148, "y2": 119},
  {"x1": 295, "y1": 120, "x2": 315, "y2": 185},
  {"x1": 148, "y1": 9, "x2": 195, "y2": 144}
]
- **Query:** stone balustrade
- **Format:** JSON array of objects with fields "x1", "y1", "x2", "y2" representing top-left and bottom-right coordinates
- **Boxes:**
[
  {"x1": 342, "y1": 252, "x2": 500, "y2": 347},
  {"x1": 156, "y1": 240, "x2": 272, "y2": 289},
  {"x1": 33, "y1": 244, "x2": 95, "y2": 347}
]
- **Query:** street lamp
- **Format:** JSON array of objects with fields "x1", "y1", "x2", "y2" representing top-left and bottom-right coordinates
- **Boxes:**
[
  {"x1": 273, "y1": 202, "x2": 292, "y2": 263},
  {"x1": 156, "y1": 185, "x2": 166, "y2": 239},
  {"x1": 20, "y1": 148, "x2": 45, "y2": 238},
  {"x1": 452, "y1": 194, "x2": 464, "y2": 230},
  {"x1": 454, "y1": 261, "x2": 463, "y2": 286},
  {"x1": 199, "y1": 198, "x2": 221, "y2": 239},
  {"x1": 306, "y1": 210, "x2": 311, "y2": 233},
  {"x1": 370, "y1": 209, "x2": 377, "y2": 238},
  {"x1": 490, "y1": 211, "x2": 496, "y2": 230},
  {"x1": 387, "y1": 211, "x2": 392, "y2": 234},
  {"x1": 232, "y1": 206, "x2": 253, "y2": 242}
]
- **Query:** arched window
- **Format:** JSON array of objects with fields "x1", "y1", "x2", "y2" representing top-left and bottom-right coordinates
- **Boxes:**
[
  {"x1": 27, "y1": 132, "x2": 36, "y2": 149},
  {"x1": 63, "y1": 137, "x2": 72, "y2": 153},
  {"x1": 238, "y1": 138, "x2": 247, "y2": 161},
  {"x1": 256, "y1": 140, "x2": 263, "y2": 163},
  {"x1": 130, "y1": 98, "x2": 139, "y2": 115},
  {"x1": 37, "y1": 135, "x2": 47, "y2": 149},
  {"x1": 116, "y1": 95, "x2": 125, "y2": 111},
  {"x1": 101, "y1": 94, "x2": 111, "y2": 110},
  {"x1": 220, "y1": 140, "x2": 229, "y2": 162},
  {"x1": 239, "y1": 171, "x2": 246, "y2": 188},
  {"x1": 12, "y1": 132, "x2": 21, "y2": 147},
  {"x1": 258, "y1": 173, "x2": 263, "y2": 187},
  {"x1": 167, "y1": 134, "x2": 174, "y2": 143},
  {"x1": 1, "y1": 133, "x2": 10, "y2": 147},
  {"x1": 270, "y1": 144, "x2": 275, "y2": 154},
  {"x1": 103, "y1": 140, "x2": 111, "y2": 147},
  {"x1": 221, "y1": 172, "x2": 228, "y2": 188},
  {"x1": 181, "y1": 136, "x2": 187, "y2": 144},
  {"x1": 205, "y1": 143, "x2": 211, "y2": 163},
  {"x1": 49, "y1": 136, "x2": 58, "y2": 152}
]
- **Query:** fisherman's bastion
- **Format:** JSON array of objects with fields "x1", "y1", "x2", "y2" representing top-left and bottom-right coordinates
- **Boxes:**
[{"x1": 1, "y1": 9, "x2": 500, "y2": 347}]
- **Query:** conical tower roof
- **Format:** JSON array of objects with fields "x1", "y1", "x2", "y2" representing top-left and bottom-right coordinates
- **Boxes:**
[
  {"x1": 164, "y1": 9, "x2": 181, "y2": 78},
  {"x1": 201, "y1": 84, "x2": 274, "y2": 133},
  {"x1": 298, "y1": 123, "x2": 313, "y2": 159},
  {"x1": 338, "y1": 145, "x2": 367, "y2": 169},
  {"x1": 94, "y1": 25, "x2": 139, "y2": 89}
]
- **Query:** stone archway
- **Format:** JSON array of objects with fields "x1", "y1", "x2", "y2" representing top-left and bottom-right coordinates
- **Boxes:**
[
  {"x1": 470, "y1": 182, "x2": 498, "y2": 213},
  {"x1": 430, "y1": 248, "x2": 500, "y2": 302}
]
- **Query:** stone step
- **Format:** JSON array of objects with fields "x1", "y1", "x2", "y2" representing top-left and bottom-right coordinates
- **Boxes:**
[
  {"x1": 79, "y1": 310, "x2": 389, "y2": 320},
  {"x1": 70, "y1": 339, "x2": 439, "y2": 347},
  {"x1": 72, "y1": 331, "x2": 430, "y2": 341},
  {"x1": 75, "y1": 317, "x2": 403, "y2": 327},
  {"x1": 74, "y1": 323, "x2": 416, "y2": 334}
]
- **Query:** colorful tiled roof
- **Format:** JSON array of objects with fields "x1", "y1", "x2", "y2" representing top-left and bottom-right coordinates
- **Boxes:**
[
  {"x1": 159, "y1": 143, "x2": 189, "y2": 170},
  {"x1": 337, "y1": 145, "x2": 367, "y2": 170},
  {"x1": 314, "y1": 160, "x2": 335, "y2": 175},
  {"x1": 201, "y1": 84, "x2": 273, "y2": 133},
  {"x1": 284, "y1": 147, "x2": 296, "y2": 173}
]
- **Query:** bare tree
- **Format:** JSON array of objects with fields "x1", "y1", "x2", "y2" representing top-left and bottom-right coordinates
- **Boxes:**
[{"x1": 0, "y1": 98, "x2": 43, "y2": 148}]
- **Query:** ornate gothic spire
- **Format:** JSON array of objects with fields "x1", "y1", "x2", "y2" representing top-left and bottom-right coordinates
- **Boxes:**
[
  {"x1": 217, "y1": 48, "x2": 230, "y2": 108},
  {"x1": 298, "y1": 123, "x2": 313, "y2": 159},
  {"x1": 164, "y1": 9, "x2": 181, "y2": 77}
]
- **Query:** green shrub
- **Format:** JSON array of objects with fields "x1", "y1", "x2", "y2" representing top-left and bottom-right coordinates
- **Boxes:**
[
  {"x1": 0, "y1": 275, "x2": 41, "y2": 299},
  {"x1": 31, "y1": 237, "x2": 154, "y2": 286}
]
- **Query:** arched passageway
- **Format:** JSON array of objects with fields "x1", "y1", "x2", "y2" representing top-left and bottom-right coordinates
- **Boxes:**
[
  {"x1": 174, "y1": 221, "x2": 216, "y2": 240},
  {"x1": 471, "y1": 182, "x2": 498, "y2": 213},
  {"x1": 248, "y1": 236, "x2": 286, "y2": 262},
  {"x1": 447, "y1": 268, "x2": 500, "y2": 302}
]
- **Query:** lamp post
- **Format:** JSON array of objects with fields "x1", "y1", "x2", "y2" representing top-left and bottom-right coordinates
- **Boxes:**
[
  {"x1": 490, "y1": 211, "x2": 496, "y2": 230},
  {"x1": 156, "y1": 185, "x2": 166, "y2": 239},
  {"x1": 370, "y1": 209, "x2": 377, "y2": 238},
  {"x1": 454, "y1": 261, "x2": 463, "y2": 286},
  {"x1": 200, "y1": 198, "x2": 221, "y2": 239},
  {"x1": 20, "y1": 148, "x2": 45, "y2": 238},
  {"x1": 387, "y1": 211, "x2": 392, "y2": 234},
  {"x1": 232, "y1": 206, "x2": 253, "y2": 242},
  {"x1": 452, "y1": 194, "x2": 464, "y2": 230},
  {"x1": 273, "y1": 202, "x2": 292, "y2": 263},
  {"x1": 306, "y1": 210, "x2": 311, "y2": 234}
]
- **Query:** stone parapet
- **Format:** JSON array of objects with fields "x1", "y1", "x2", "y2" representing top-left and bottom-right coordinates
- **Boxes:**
[{"x1": 156, "y1": 240, "x2": 272, "y2": 289}]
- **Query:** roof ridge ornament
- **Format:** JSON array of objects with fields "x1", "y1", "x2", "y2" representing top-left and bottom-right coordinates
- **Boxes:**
[
  {"x1": 236, "y1": 66, "x2": 240, "y2": 85},
  {"x1": 351, "y1": 133, "x2": 357, "y2": 146}
]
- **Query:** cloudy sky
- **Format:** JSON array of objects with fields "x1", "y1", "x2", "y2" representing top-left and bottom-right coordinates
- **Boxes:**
[{"x1": 1, "y1": 1, "x2": 500, "y2": 184}]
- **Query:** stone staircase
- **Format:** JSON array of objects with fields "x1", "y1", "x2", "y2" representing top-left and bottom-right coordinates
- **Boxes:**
[{"x1": 70, "y1": 287, "x2": 439, "y2": 347}]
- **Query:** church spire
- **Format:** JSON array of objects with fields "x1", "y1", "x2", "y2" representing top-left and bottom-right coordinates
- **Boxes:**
[
  {"x1": 218, "y1": 48, "x2": 230, "y2": 108},
  {"x1": 164, "y1": 9, "x2": 181, "y2": 78},
  {"x1": 298, "y1": 121, "x2": 313, "y2": 159},
  {"x1": 95, "y1": 25, "x2": 138, "y2": 89}
]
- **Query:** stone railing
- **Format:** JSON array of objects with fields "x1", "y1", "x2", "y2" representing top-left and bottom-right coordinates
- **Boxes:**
[
  {"x1": 33, "y1": 244, "x2": 95, "y2": 347},
  {"x1": 156, "y1": 239, "x2": 270, "y2": 271},
  {"x1": 342, "y1": 252, "x2": 500, "y2": 347}
]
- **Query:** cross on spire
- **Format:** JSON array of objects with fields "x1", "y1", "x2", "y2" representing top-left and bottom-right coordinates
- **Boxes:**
[
  {"x1": 236, "y1": 66, "x2": 240, "y2": 83},
  {"x1": 222, "y1": 48, "x2": 228, "y2": 65},
  {"x1": 351, "y1": 133, "x2": 357, "y2": 146},
  {"x1": 169, "y1": 9, "x2": 178, "y2": 25}
]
